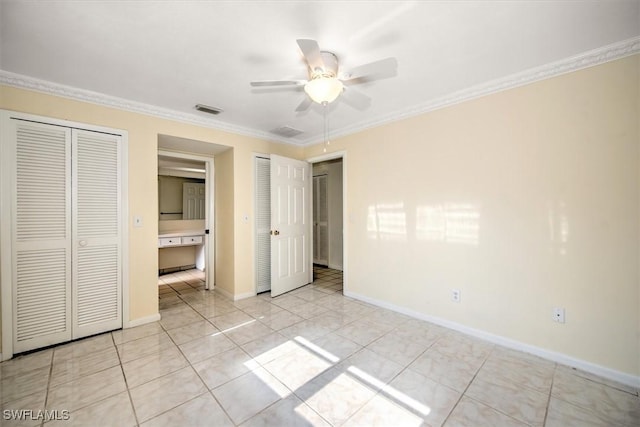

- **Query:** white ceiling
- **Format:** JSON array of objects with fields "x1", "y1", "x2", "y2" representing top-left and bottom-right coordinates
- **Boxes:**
[{"x1": 1, "y1": 1, "x2": 639, "y2": 146}]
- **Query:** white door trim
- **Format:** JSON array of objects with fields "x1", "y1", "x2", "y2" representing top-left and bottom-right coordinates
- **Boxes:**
[
  {"x1": 157, "y1": 149, "x2": 214, "y2": 290},
  {"x1": 0, "y1": 109, "x2": 129, "y2": 359},
  {"x1": 306, "y1": 151, "x2": 347, "y2": 289}
]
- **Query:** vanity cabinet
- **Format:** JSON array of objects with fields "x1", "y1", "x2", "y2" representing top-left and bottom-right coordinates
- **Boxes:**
[{"x1": 158, "y1": 231, "x2": 205, "y2": 272}]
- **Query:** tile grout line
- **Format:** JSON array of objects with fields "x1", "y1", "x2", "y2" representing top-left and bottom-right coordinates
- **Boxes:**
[
  {"x1": 39, "y1": 350, "x2": 55, "y2": 427},
  {"x1": 112, "y1": 332, "x2": 142, "y2": 427},
  {"x1": 151, "y1": 321, "x2": 237, "y2": 426},
  {"x1": 43, "y1": 339, "x2": 128, "y2": 423},
  {"x1": 341, "y1": 327, "x2": 438, "y2": 426},
  {"x1": 541, "y1": 363, "x2": 558, "y2": 427},
  {"x1": 162, "y1": 275, "x2": 302, "y2": 418},
  {"x1": 438, "y1": 339, "x2": 494, "y2": 427}
]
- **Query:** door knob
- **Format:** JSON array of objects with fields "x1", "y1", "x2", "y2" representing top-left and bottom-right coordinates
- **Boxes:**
[
  {"x1": 273, "y1": 230, "x2": 280, "y2": 236},
  {"x1": 78, "y1": 240, "x2": 87, "y2": 247}
]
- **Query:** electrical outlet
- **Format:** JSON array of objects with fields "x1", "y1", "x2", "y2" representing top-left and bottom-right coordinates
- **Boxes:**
[
  {"x1": 451, "y1": 289, "x2": 461, "y2": 303},
  {"x1": 133, "y1": 215, "x2": 143, "y2": 228},
  {"x1": 553, "y1": 307, "x2": 565, "y2": 323}
]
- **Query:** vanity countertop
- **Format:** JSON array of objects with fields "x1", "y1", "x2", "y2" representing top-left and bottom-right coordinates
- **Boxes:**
[{"x1": 158, "y1": 230, "x2": 205, "y2": 238}]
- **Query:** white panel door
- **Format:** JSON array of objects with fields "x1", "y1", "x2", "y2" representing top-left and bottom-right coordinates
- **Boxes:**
[
  {"x1": 11, "y1": 120, "x2": 72, "y2": 353},
  {"x1": 183, "y1": 182, "x2": 205, "y2": 219},
  {"x1": 313, "y1": 175, "x2": 329, "y2": 266},
  {"x1": 72, "y1": 130, "x2": 122, "y2": 338},
  {"x1": 270, "y1": 155, "x2": 310, "y2": 297}
]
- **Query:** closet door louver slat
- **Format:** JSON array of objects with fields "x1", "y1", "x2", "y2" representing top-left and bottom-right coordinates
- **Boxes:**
[{"x1": 13, "y1": 121, "x2": 72, "y2": 352}]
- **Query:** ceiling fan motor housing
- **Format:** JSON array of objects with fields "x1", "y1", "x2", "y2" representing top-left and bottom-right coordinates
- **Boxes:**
[{"x1": 313, "y1": 51, "x2": 339, "y2": 78}]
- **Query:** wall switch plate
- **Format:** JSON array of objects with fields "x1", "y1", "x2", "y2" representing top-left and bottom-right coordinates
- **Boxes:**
[
  {"x1": 553, "y1": 307, "x2": 565, "y2": 323},
  {"x1": 133, "y1": 215, "x2": 143, "y2": 227},
  {"x1": 451, "y1": 289, "x2": 461, "y2": 303}
]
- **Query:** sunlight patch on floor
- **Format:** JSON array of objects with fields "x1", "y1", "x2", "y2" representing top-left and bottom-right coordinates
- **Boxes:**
[{"x1": 210, "y1": 319, "x2": 257, "y2": 336}]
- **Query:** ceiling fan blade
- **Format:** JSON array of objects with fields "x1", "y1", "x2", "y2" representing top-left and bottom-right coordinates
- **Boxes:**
[
  {"x1": 296, "y1": 39, "x2": 325, "y2": 73},
  {"x1": 295, "y1": 97, "x2": 313, "y2": 112},
  {"x1": 250, "y1": 80, "x2": 305, "y2": 87},
  {"x1": 342, "y1": 57, "x2": 398, "y2": 83},
  {"x1": 341, "y1": 87, "x2": 371, "y2": 110}
]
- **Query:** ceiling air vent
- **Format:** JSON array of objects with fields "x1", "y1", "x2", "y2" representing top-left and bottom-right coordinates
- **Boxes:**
[
  {"x1": 270, "y1": 126, "x2": 304, "y2": 138},
  {"x1": 195, "y1": 104, "x2": 223, "y2": 115}
]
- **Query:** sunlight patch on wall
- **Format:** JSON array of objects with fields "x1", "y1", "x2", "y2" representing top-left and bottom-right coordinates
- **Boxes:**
[
  {"x1": 416, "y1": 203, "x2": 480, "y2": 246},
  {"x1": 547, "y1": 200, "x2": 570, "y2": 255},
  {"x1": 367, "y1": 203, "x2": 408, "y2": 241}
]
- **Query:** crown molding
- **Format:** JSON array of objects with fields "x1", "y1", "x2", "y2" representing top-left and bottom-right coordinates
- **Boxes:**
[
  {"x1": 300, "y1": 36, "x2": 640, "y2": 146},
  {"x1": 2, "y1": 36, "x2": 638, "y2": 148},
  {"x1": 0, "y1": 70, "x2": 295, "y2": 146}
]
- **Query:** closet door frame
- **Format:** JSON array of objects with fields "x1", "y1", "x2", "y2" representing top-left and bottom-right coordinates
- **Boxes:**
[{"x1": 0, "y1": 110, "x2": 129, "y2": 360}]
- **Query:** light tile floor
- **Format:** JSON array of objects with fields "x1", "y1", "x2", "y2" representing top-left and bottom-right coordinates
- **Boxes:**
[{"x1": 1, "y1": 266, "x2": 638, "y2": 426}]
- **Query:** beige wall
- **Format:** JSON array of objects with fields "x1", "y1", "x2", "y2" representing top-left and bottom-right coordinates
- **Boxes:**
[
  {"x1": 158, "y1": 219, "x2": 206, "y2": 234},
  {"x1": 0, "y1": 85, "x2": 303, "y2": 340},
  {"x1": 637, "y1": 54, "x2": 640, "y2": 379},
  {"x1": 215, "y1": 148, "x2": 235, "y2": 295},
  {"x1": 305, "y1": 55, "x2": 640, "y2": 376},
  {"x1": 327, "y1": 161, "x2": 344, "y2": 270},
  {"x1": 158, "y1": 246, "x2": 197, "y2": 270}
]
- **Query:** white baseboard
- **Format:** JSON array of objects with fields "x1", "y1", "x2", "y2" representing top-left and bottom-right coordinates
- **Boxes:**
[
  {"x1": 214, "y1": 286, "x2": 233, "y2": 300},
  {"x1": 214, "y1": 286, "x2": 255, "y2": 301},
  {"x1": 328, "y1": 263, "x2": 343, "y2": 271},
  {"x1": 344, "y1": 290, "x2": 640, "y2": 389},
  {"x1": 233, "y1": 291, "x2": 257, "y2": 301},
  {"x1": 125, "y1": 313, "x2": 161, "y2": 328}
]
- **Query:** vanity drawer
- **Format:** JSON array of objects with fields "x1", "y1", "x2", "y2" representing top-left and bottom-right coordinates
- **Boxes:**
[
  {"x1": 159, "y1": 237, "x2": 182, "y2": 247},
  {"x1": 183, "y1": 235, "x2": 203, "y2": 245}
]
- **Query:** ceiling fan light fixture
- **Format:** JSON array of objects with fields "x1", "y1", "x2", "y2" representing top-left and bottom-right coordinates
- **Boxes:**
[{"x1": 304, "y1": 77, "x2": 344, "y2": 104}]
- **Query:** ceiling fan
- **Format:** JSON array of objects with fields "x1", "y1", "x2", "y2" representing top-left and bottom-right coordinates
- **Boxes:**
[{"x1": 250, "y1": 39, "x2": 397, "y2": 112}]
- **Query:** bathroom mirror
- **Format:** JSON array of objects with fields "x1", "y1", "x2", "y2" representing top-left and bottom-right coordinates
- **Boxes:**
[{"x1": 158, "y1": 156, "x2": 206, "y2": 221}]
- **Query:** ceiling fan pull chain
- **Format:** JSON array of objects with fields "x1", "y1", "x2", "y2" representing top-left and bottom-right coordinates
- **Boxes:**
[{"x1": 323, "y1": 101, "x2": 330, "y2": 152}]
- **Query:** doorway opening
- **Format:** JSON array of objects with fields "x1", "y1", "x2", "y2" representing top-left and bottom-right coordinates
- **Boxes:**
[
  {"x1": 253, "y1": 152, "x2": 345, "y2": 297},
  {"x1": 312, "y1": 158, "x2": 343, "y2": 271},
  {"x1": 254, "y1": 154, "x2": 313, "y2": 297},
  {"x1": 310, "y1": 156, "x2": 344, "y2": 293},
  {"x1": 157, "y1": 134, "x2": 229, "y2": 293}
]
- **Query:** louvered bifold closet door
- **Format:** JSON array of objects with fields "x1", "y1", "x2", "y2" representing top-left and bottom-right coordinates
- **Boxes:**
[
  {"x1": 72, "y1": 130, "x2": 122, "y2": 338},
  {"x1": 314, "y1": 175, "x2": 329, "y2": 266},
  {"x1": 13, "y1": 120, "x2": 72, "y2": 353},
  {"x1": 255, "y1": 157, "x2": 271, "y2": 293},
  {"x1": 255, "y1": 157, "x2": 271, "y2": 292}
]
